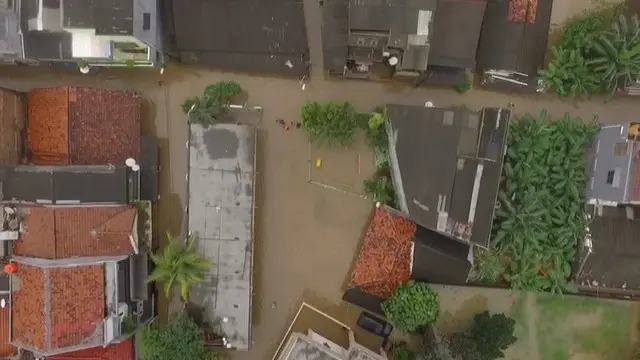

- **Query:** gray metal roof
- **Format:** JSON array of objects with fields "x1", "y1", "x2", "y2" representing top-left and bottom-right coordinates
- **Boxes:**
[
  {"x1": 585, "y1": 124, "x2": 639, "y2": 204},
  {"x1": 187, "y1": 123, "x2": 256, "y2": 351},
  {"x1": 0, "y1": 165, "x2": 129, "y2": 204},
  {"x1": 577, "y1": 205, "x2": 640, "y2": 290},
  {"x1": 386, "y1": 105, "x2": 510, "y2": 247}
]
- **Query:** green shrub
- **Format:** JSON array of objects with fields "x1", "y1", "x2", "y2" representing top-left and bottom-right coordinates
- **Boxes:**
[
  {"x1": 393, "y1": 342, "x2": 417, "y2": 360},
  {"x1": 301, "y1": 101, "x2": 357, "y2": 145},
  {"x1": 364, "y1": 176, "x2": 395, "y2": 206},
  {"x1": 382, "y1": 281, "x2": 440, "y2": 333},
  {"x1": 141, "y1": 314, "x2": 206, "y2": 360}
]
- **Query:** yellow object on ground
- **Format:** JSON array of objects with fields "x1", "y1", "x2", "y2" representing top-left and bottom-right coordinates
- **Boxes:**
[{"x1": 315, "y1": 158, "x2": 322, "y2": 168}]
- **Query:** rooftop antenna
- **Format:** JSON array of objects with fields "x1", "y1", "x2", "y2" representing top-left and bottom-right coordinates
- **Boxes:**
[{"x1": 125, "y1": 158, "x2": 137, "y2": 167}]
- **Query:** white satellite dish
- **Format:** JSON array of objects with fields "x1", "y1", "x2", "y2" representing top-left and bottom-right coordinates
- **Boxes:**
[
  {"x1": 1, "y1": 299, "x2": 6, "y2": 308},
  {"x1": 125, "y1": 158, "x2": 136, "y2": 167},
  {"x1": 388, "y1": 56, "x2": 398, "y2": 66},
  {"x1": 131, "y1": 164, "x2": 141, "y2": 172},
  {"x1": 79, "y1": 65, "x2": 90, "y2": 74}
]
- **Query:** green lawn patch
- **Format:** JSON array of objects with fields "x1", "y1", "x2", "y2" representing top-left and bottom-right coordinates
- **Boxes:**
[{"x1": 536, "y1": 295, "x2": 633, "y2": 360}]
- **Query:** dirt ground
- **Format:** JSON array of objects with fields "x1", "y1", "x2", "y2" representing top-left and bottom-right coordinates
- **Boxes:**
[{"x1": 0, "y1": 2, "x2": 638, "y2": 358}]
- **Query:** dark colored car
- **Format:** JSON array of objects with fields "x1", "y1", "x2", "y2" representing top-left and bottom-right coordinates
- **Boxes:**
[{"x1": 357, "y1": 311, "x2": 393, "y2": 338}]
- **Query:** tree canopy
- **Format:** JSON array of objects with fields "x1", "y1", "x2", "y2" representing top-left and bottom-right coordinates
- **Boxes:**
[{"x1": 146, "y1": 232, "x2": 212, "y2": 301}]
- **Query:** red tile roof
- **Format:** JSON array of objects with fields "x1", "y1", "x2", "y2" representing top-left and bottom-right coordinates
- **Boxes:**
[
  {"x1": 0, "y1": 88, "x2": 26, "y2": 165},
  {"x1": 15, "y1": 206, "x2": 137, "y2": 259},
  {"x1": 0, "y1": 301, "x2": 17, "y2": 357},
  {"x1": 349, "y1": 207, "x2": 416, "y2": 299},
  {"x1": 50, "y1": 340, "x2": 134, "y2": 360},
  {"x1": 26, "y1": 86, "x2": 141, "y2": 166},
  {"x1": 68, "y1": 87, "x2": 141, "y2": 165},
  {"x1": 27, "y1": 88, "x2": 70, "y2": 165},
  {"x1": 12, "y1": 265, "x2": 106, "y2": 353}
]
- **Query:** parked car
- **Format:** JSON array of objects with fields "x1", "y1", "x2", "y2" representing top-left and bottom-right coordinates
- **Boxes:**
[{"x1": 357, "y1": 311, "x2": 393, "y2": 338}]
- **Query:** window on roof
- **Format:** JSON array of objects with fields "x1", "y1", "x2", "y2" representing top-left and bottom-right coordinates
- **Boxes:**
[
  {"x1": 614, "y1": 142, "x2": 629, "y2": 156},
  {"x1": 607, "y1": 168, "x2": 621, "y2": 188}
]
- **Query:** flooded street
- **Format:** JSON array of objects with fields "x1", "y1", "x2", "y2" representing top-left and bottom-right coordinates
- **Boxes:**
[{"x1": 0, "y1": 61, "x2": 639, "y2": 359}]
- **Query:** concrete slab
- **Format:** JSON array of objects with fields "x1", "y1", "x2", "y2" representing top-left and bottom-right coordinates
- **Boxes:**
[{"x1": 187, "y1": 122, "x2": 257, "y2": 351}]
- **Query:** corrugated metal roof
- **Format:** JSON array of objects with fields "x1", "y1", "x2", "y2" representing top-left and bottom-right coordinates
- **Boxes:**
[
  {"x1": 476, "y1": 0, "x2": 552, "y2": 74},
  {"x1": 0, "y1": 297, "x2": 17, "y2": 357}
]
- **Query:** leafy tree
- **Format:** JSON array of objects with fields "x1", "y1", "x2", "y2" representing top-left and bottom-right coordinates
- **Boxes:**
[
  {"x1": 448, "y1": 333, "x2": 480, "y2": 360},
  {"x1": 182, "y1": 81, "x2": 242, "y2": 126},
  {"x1": 147, "y1": 232, "x2": 212, "y2": 301},
  {"x1": 490, "y1": 111, "x2": 599, "y2": 293},
  {"x1": 301, "y1": 101, "x2": 357, "y2": 145},
  {"x1": 469, "y1": 312, "x2": 517, "y2": 360},
  {"x1": 540, "y1": 3, "x2": 623, "y2": 97},
  {"x1": 447, "y1": 312, "x2": 517, "y2": 360},
  {"x1": 140, "y1": 314, "x2": 206, "y2": 360},
  {"x1": 539, "y1": 47, "x2": 600, "y2": 97},
  {"x1": 588, "y1": 14, "x2": 640, "y2": 95},
  {"x1": 382, "y1": 281, "x2": 440, "y2": 333}
]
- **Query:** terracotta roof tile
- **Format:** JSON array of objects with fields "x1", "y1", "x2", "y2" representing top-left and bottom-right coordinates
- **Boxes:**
[
  {"x1": 0, "y1": 88, "x2": 26, "y2": 165},
  {"x1": 349, "y1": 208, "x2": 415, "y2": 299},
  {"x1": 27, "y1": 88, "x2": 70, "y2": 165},
  {"x1": 12, "y1": 265, "x2": 106, "y2": 353},
  {"x1": 15, "y1": 206, "x2": 137, "y2": 259},
  {"x1": 50, "y1": 340, "x2": 134, "y2": 360},
  {"x1": 12, "y1": 265, "x2": 46, "y2": 350},
  {"x1": 0, "y1": 301, "x2": 17, "y2": 357},
  {"x1": 68, "y1": 87, "x2": 141, "y2": 165},
  {"x1": 50, "y1": 266, "x2": 105, "y2": 350}
]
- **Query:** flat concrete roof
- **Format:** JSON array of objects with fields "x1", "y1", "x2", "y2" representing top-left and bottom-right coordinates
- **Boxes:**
[{"x1": 187, "y1": 122, "x2": 256, "y2": 351}]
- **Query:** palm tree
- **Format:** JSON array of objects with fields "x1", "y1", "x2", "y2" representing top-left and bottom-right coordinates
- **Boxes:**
[{"x1": 146, "y1": 232, "x2": 212, "y2": 301}]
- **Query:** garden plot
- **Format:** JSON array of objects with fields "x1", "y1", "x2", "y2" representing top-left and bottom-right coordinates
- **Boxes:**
[
  {"x1": 308, "y1": 132, "x2": 375, "y2": 195},
  {"x1": 474, "y1": 111, "x2": 599, "y2": 293},
  {"x1": 434, "y1": 284, "x2": 638, "y2": 360}
]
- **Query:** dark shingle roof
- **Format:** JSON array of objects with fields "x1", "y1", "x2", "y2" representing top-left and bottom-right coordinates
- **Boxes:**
[
  {"x1": 411, "y1": 225, "x2": 472, "y2": 285},
  {"x1": 576, "y1": 206, "x2": 640, "y2": 291},
  {"x1": 172, "y1": 0, "x2": 309, "y2": 76},
  {"x1": 429, "y1": 0, "x2": 487, "y2": 69},
  {"x1": 0, "y1": 165, "x2": 129, "y2": 204},
  {"x1": 386, "y1": 105, "x2": 510, "y2": 247},
  {"x1": 476, "y1": 0, "x2": 552, "y2": 74}
]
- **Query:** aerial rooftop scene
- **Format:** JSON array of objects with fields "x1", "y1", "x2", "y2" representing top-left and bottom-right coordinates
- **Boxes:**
[{"x1": 1, "y1": 0, "x2": 640, "y2": 359}]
